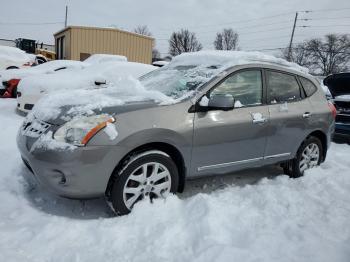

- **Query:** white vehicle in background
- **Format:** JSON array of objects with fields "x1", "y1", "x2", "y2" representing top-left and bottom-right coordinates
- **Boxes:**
[
  {"x1": 0, "y1": 60, "x2": 88, "y2": 98},
  {"x1": 0, "y1": 46, "x2": 36, "y2": 70},
  {"x1": 17, "y1": 61, "x2": 156, "y2": 112}
]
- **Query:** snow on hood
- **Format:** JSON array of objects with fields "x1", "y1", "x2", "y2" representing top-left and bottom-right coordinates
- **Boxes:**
[
  {"x1": 0, "y1": 60, "x2": 87, "y2": 82},
  {"x1": 170, "y1": 50, "x2": 309, "y2": 74},
  {"x1": 18, "y1": 61, "x2": 156, "y2": 95},
  {"x1": 30, "y1": 76, "x2": 173, "y2": 122}
]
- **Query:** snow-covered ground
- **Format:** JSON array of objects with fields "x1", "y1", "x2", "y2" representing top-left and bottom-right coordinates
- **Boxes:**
[{"x1": 0, "y1": 98, "x2": 349, "y2": 262}]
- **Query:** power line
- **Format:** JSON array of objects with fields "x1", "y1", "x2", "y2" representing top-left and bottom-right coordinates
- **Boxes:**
[
  {"x1": 156, "y1": 11, "x2": 296, "y2": 31},
  {"x1": 298, "y1": 24, "x2": 350, "y2": 28}
]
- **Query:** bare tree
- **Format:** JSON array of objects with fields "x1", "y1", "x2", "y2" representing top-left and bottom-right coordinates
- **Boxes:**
[
  {"x1": 134, "y1": 25, "x2": 152, "y2": 37},
  {"x1": 152, "y1": 48, "x2": 161, "y2": 60},
  {"x1": 282, "y1": 34, "x2": 350, "y2": 75},
  {"x1": 306, "y1": 34, "x2": 350, "y2": 75},
  {"x1": 214, "y1": 28, "x2": 239, "y2": 50},
  {"x1": 169, "y1": 29, "x2": 202, "y2": 56},
  {"x1": 281, "y1": 42, "x2": 313, "y2": 68}
]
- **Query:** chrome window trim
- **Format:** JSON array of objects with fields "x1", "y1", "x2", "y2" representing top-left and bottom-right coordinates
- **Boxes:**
[{"x1": 197, "y1": 153, "x2": 291, "y2": 171}]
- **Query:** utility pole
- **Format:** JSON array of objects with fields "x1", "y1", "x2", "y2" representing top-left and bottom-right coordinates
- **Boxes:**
[
  {"x1": 64, "y1": 5, "x2": 68, "y2": 27},
  {"x1": 288, "y1": 12, "x2": 298, "y2": 61}
]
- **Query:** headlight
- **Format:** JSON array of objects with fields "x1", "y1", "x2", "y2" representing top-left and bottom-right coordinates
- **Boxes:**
[{"x1": 54, "y1": 114, "x2": 115, "y2": 146}]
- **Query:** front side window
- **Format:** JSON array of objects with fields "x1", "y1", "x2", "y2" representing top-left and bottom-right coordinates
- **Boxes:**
[
  {"x1": 299, "y1": 77, "x2": 317, "y2": 97},
  {"x1": 211, "y1": 70, "x2": 263, "y2": 107},
  {"x1": 266, "y1": 71, "x2": 301, "y2": 103}
]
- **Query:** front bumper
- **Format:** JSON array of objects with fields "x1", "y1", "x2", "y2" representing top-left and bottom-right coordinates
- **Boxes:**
[{"x1": 17, "y1": 128, "x2": 129, "y2": 199}]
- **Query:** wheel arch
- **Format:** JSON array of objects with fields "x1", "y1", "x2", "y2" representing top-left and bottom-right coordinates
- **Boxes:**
[
  {"x1": 298, "y1": 130, "x2": 328, "y2": 162},
  {"x1": 105, "y1": 142, "x2": 187, "y2": 198}
]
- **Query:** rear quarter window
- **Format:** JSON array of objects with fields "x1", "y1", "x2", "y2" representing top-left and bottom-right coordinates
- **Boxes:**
[
  {"x1": 299, "y1": 77, "x2": 318, "y2": 97},
  {"x1": 266, "y1": 70, "x2": 301, "y2": 103}
]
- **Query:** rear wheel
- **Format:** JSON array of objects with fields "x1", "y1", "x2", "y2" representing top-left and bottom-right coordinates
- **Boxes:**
[
  {"x1": 283, "y1": 136, "x2": 323, "y2": 178},
  {"x1": 109, "y1": 150, "x2": 179, "y2": 215}
]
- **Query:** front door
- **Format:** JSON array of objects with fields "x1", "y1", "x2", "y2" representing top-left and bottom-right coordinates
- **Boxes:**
[{"x1": 191, "y1": 69, "x2": 269, "y2": 176}]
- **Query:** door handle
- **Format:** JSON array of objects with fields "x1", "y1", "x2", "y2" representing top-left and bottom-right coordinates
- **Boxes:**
[
  {"x1": 253, "y1": 118, "x2": 268, "y2": 124},
  {"x1": 302, "y1": 112, "x2": 312, "y2": 118}
]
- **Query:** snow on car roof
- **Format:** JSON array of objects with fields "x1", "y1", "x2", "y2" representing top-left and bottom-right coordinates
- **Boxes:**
[
  {"x1": 170, "y1": 50, "x2": 309, "y2": 74},
  {"x1": 84, "y1": 54, "x2": 128, "y2": 64}
]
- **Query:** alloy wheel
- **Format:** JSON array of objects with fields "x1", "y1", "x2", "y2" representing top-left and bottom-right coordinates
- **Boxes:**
[
  {"x1": 122, "y1": 162, "x2": 172, "y2": 210},
  {"x1": 299, "y1": 143, "x2": 320, "y2": 173}
]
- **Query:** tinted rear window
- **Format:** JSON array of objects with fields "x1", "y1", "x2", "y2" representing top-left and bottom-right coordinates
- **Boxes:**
[
  {"x1": 300, "y1": 77, "x2": 317, "y2": 97},
  {"x1": 266, "y1": 71, "x2": 301, "y2": 103}
]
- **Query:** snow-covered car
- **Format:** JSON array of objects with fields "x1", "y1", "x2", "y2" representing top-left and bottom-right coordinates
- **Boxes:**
[
  {"x1": 16, "y1": 61, "x2": 156, "y2": 112},
  {"x1": 323, "y1": 73, "x2": 350, "y2": 136},
  {"x1": 17, "y1": 50, "x2": 335, "y2": 215},
  {"x1": 0, "y1": 46, "x2": 36, "y2": 70},
  {"x1": 0, "y1": 60, "x2": 88, "y2": 98},
  {"x1": 83, "y1": 54, "x2": 127, "y2": 64}
]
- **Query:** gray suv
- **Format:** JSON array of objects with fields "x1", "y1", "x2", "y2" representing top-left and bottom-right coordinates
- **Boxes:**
[{"x1": 17, "y1": 54, "x2": 335, "y2": 215}]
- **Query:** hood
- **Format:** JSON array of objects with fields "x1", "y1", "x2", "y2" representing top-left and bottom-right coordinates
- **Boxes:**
[
  {"x1": 323, "y1": 73, "x2": 350, "y2": 97},
  {"x1": 42, "y1": 100, "x2": 160, "y2": 126},
  {"x1": 29, "y1": 76, "x2": 176, "y2": 125}
]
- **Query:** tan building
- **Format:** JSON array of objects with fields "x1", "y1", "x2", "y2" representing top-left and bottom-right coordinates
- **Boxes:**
[{"x1": 54, "y1": 26, "x2": 154, "y2": 64}]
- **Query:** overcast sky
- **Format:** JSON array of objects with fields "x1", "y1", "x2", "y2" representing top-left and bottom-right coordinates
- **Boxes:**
[{"x1": 0, "y1": 0, "x2": 349, "y2": 56}]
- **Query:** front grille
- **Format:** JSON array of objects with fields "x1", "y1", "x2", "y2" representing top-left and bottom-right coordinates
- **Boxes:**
[
  {"x1": 22, "y1": 118, "x2": 51, "y2": 138},
  {"x1": 336, "y1": 114, "x2": 350, "y2": 124},
  {"x1": 24, "y1": 104, "x2": 34, "y2": 110}
]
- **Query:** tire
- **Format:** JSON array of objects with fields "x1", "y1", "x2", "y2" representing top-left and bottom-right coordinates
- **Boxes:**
[
  {"x1": 284, "y1": 136, "x2": 323, "y2": 178},
  {"x1": 109, "y1": 150, "x2": 179, "y2": 215}
]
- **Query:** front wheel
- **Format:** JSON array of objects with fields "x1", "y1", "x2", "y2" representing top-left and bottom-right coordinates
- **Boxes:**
[
  {"x1": 284, "y1": 136, "x2": 323, "y2": 178},
  {"x1": 109, "y1": 150, "x2": 179, "y2": 215}
]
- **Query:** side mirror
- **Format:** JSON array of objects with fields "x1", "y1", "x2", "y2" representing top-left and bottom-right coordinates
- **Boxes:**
[{"x1": 207, "y1": 93, "x2": 234, "y2": 110}]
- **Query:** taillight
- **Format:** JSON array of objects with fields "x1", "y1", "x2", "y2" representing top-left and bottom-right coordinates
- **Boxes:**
[{"x1": 328, "y1": 101, "x2": 337, "y2": 119}]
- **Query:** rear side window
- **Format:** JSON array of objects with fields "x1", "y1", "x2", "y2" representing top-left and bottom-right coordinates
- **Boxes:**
[
  {"x1": 266, "y1": 70, "x2": 301, "y2": 103},
  {"x1": 299, "y1": 77, "x2": 318, "y2": 97}
]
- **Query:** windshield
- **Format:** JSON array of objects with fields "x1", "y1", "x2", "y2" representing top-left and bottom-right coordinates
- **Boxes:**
[{"x1": 139, "y1": 65, "x2": 222, "y2": 99}]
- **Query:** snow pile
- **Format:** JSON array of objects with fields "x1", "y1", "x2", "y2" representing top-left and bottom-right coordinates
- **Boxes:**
[
  {"x1": 0, "y1": 99, "x2": 350, "y2": 262},
  {"x1": 84, "y1": 54, "x2": 127, "y2": 64},
  {"x1": 171, "y1": 50, "x2": 309, "y2": 74},
  {"x1": 0, "y1": 46, "x2": 35, "y2": 70}
]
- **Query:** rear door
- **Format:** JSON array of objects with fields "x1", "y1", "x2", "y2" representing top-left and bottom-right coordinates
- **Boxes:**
[
  {"x1": 264, "y1": 69, "x2": 313, "y2": 162},
  {"x1": 191, "y1": 68, "x2": 269, "y2": 176}
]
